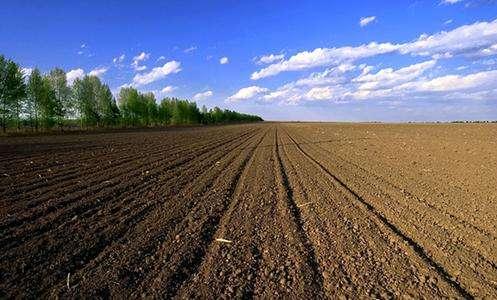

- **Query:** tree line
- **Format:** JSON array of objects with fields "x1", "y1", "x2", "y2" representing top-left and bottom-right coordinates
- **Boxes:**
[{"x1": 0, "y1": 55, "x2": 262, "y2": 133}]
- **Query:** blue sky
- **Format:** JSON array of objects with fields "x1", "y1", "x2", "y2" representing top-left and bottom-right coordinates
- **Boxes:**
[{"x1": 1, "y1": 0, "x2": 497, "y2": 121}]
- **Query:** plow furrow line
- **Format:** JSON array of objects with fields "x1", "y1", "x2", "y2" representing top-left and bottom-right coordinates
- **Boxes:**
[{"x1": 284, "y1": 130, "x2": 473, "y2": 299}]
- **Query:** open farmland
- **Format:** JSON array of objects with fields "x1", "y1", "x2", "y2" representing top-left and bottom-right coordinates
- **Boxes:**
[{"x1": 1, "y1": 123, "x2": 496, "y2": 298}]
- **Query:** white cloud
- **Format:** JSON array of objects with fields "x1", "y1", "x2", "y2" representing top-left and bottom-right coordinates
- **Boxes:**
[
  {"x1": 399, "y1": 19, "x2": 497, "y2": 57},
  {"x1": 132, "y1": 61, "x2": 182, "y2": 86},
  {"x1": 251, "y1": 42, "x2": 399, "y2": 79},
  {"x1": 353, "y1": 60, "x2": 437, "y2": 90},
  {"x1": 256, "y1": 54, "x2": 285, "y2": 64},
  {"x1": 133, "y1": 52, "x2": 150, "y2": 62},
  {"x1": 113, "y1": 54, "x2": 125, "y2": 64},
  {"x1": 251, "y1": 19, "x2": 497, "y2": 79},
  {"x1": 400, "y1": 69, "x2": 497, "y2": 92},
  {"x1": 444, "y1": 19, "x2": 453, "y2": 25},
  {"x1": 161, "y1": 85, "x2": 177, "y2": 93},
  {"x1": 77, "y1": 51, "x2": 84, "y2": 55},
  {"x1": 254, "y1": 55, "x2": 497, "y2": 105},
  {"x1": 220, "y1": 57, "x2": 229, "y2": 64},
  {"x1": 193, "y1": 90, "x2": 213, "y2": 101},
  {"x1": 306, "y1": 87, "x2": 334, "y2": 100},
  {"x1": 66, "y1": 68, "x2": 85, "y2": 85},
  {"x1": 81, "y1": 43, "x2": 86, "y2": 48},
  {"x1": 157, "y1": 56, "x2": 166, "y2": 61},
  {"x1": 227, "y1": 86, "x2": 268, "y2": 102},
  {"x1": 132, "y1": 52, "x2": 150, "y2": 70},
  {"x1": 440, "y1": 0, "x2": 462, "y2": 4},
  {"x1": 359, "y1": 16, "x2": 376, "y2": 27},
  {"x1": 184, "y1": 46, "x2": 197, "y2": 53},
  {"x1": 263, "y1": 88, "x2": 297, "y2": 102},
  {"x1": 295, "y1": 63, "x2": 355, "y2": 87},
  {"x1": 88, "y1": 67, "x2": 108, "y2": 78},
  {"x1": 21, "y1": 68, "x2": 33, "y2": 77}
]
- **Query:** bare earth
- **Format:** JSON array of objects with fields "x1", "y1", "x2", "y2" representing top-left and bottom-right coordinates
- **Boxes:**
[{"x1": 1, "y1": 123, "x2": 496, "y2": 298}]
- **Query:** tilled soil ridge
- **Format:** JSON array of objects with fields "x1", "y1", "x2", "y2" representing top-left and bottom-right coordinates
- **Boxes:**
[{"x1": 1, "y1": 123, "x2": 496, "y2": 298}]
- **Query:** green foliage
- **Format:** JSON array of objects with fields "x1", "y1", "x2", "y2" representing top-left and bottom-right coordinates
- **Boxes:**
[
  {"x1": 38, "y1": 76, "x2": 57, "y2": 129},
  {"x1": 73, "y1": 76, "x2": 99, "y2": 127},
  {"x1": 0, "y1": 54, "x2": 263, "y2": 133},
  {"x1": 99, "y1": 84, "x2": 121, "y2": 126},
  {"x1": 0, "y1": 56, "x2": 26, "y2": 132},
  {"x1": 47, "y1": 68, "x2": 71, "y2": 127}
]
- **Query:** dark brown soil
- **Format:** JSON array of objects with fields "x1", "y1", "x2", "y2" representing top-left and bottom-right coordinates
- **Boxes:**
[{"x1": 1, "y1": 123, "x2": 496, "y2": 298}]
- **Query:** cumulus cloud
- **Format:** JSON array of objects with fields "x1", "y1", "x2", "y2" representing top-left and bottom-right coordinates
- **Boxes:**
[
  {"x1": 255, "y1": 54, "x2": 497, "y2": 106},
  {"x1": 157, "y1": 56, "x2": 166, "y2": 61},
  {"x1": 132, "y1": 52, "x2": 150, "y2": 70},
  {"x1": 132, "y1": 61, "x2": 182, "y2": 86},
  {"x1": 88, "y1": 67, "x2": 108, "y2": 78},
  {"x1": 251, "y1": 42, "x2": 399, "y2": 79},
  {"x1": 133, "y1": 52, "x2": 150, "y2": 62},
  {"x1": 161, "y1": 85, "x2": 177, "y2": 93},
  {"x1": 398, "y1": 19, "x2": 497, "y2": 57},
  {"x1": 359, "y1": 16, "x2": 376, "y2": 27},
  {"x1": 227, "y1": 86, "x2": 268, "y2": 102},
  {"x1": 256, "y1": 54, "x2": 285, "y2": 64},
  {"x1": 113, "y1": 54, "x2": 125, "y2": 64},
  {"x1": 193, "y1": 90, "x2": 213, "y2": 101},
  {"x1": 295, "y1": 63, "x2": 355, "y2": 87},
  {"x1": 306, "y1": 87, "x2": 334, "y2": 100},
  {"x1": 66, "y1": 68, "x2": 85, "y2": 85},
  {"x1": 353, "y1": 60, "x2": 436, "y2": 90},
  {"x1": 251, "y1": 19, "x2": 497, "y2": 79},
  {"x1": 220, "y1": 57, "x2": 229, "y2": 64},
  {"x1": 399, "y1": 69, "x2": 497, "y2": 92}
]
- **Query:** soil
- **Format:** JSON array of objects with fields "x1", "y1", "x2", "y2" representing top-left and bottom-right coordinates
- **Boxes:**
[{"x1": 1, "y1": 123, "x2": 496, "y2": 298}]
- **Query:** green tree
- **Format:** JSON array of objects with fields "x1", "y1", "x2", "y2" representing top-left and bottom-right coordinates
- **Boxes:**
[
  {"x1": 73, "y1": 76, "x2": 99, "y2": 127},
  {"x1": 0, "y1": 55, "x2": 10, "y2": 132},
  {"x1": 47, "y1": 68, "x2": 71, "y2": 129},
  {"x1": 26, "y1": 68, "x2": 44, "y2": 130},
  {"x1": 0, "y1": 56, "x2": 26, "y2": 132},
  {"x1": 39, "y1": 76, "x2": 57, "y2": 129},
  {"x1": 142, "y1": 92, "x2": 157, "y2": 126},
  {"x1": 118, "y1": 87, "x2": 140, "y2": 126},
  {"x1": 98, "y1": 84, "x2": 120, "y2": 126},
  {"x1": 158, "y1": 98, "x2": 174, "y2": 125}
]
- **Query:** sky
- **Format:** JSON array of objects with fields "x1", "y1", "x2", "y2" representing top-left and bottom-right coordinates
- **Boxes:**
[{"x1": 1, "y1": 0, "x2": 497, "y2": 122}]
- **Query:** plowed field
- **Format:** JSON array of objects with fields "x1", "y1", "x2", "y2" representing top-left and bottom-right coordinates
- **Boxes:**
[{"x1": 1, "y1": 123, "x2": 496, "y2": 298}]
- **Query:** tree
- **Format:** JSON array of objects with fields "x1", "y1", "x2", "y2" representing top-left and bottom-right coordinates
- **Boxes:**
[
  {"x1": 98, "y1": 84, "x2": 120, "y2": 126},
  {"x1": 73, "y1": 76, "x2": 99, "y2": 127},
  {"x1": 118, "y1": 87, "x2": 140, "y2": 126},
  {"x1": 0, "y1": 56, "x2": 26, "y2": 132},
  {"x1": 38, "y1": 76, "x2": 57, "y2": 129},
  {"x1": 47, "y1": 68, "x2": 71, "y2": 129},
  {"x1": 158, "y1": 98, "x2": 174, "y2": 125},
  {"x1": 1, "y1": 54, "x2": 263, "y2": 132},
  {"x1": 0, "y1": 55, "x2": 9, "y2": 132},
  {"x1": 26, "y1": 68, "x2": 44, "y2": 130},
  {"x1": 142, "y1": 92, "x2": 157, "y2": 126}
]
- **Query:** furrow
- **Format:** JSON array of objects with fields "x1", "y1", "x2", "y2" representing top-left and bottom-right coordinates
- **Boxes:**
[{"x1": 284, "y1": 129, "x2": 473, "y2": 299}]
